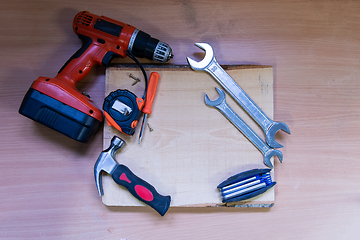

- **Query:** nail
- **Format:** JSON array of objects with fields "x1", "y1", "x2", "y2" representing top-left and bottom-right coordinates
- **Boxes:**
[{"x1": 129, "y1": 74, "x2": 141, "y2": 85}]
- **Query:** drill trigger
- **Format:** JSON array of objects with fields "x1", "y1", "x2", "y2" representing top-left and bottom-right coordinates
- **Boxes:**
[{"x1": 102, "y1": 51, "x2": 121, "y2": 66}]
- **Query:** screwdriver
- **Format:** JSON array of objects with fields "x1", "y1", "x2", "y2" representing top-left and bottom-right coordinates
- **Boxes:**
[{"x1": 138, "y1": 72, "x2": 160, "y2": 144}]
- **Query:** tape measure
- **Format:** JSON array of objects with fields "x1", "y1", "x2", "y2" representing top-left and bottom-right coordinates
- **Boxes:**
[{"x1": 103, "y1": 89, "x2": 144, "y2": 135}]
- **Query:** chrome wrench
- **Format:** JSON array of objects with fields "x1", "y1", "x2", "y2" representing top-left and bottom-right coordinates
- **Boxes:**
[
  {"x1": 187, "y1": 43, "x2": 290, "y2": 148},
  {"x1": 205, "y1": 88, "x2": 282, "y2": 168}
]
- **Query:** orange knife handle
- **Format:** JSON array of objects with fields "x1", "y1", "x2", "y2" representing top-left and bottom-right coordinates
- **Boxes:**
[{"x1": 143, "y1": 72, "x2": 160, "y2": 114}]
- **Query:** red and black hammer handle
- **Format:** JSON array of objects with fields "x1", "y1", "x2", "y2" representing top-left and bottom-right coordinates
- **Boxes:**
[{"x1": 111, "y1": 164, "x2": 171, "y2": 216}]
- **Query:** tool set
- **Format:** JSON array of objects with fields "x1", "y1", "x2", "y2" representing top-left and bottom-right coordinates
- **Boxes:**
[
  {"x1": 218, "y1": 168, "x2": 276, "y2": 203},
  {"x1": 19, "y1": 10, "x2": 290, "y2": 213}
]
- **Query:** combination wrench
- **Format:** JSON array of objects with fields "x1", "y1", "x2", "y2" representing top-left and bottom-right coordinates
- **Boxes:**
[
  {"x1": 187, "y1": 43, "x2": 290, "y2": 148},
  {"x1": 205, "y1": 88, "x2": 282, "y2": 168}
]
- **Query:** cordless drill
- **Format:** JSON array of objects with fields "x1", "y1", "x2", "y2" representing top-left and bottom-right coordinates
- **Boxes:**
[{"x1": 19, "y1": 11, "x2": 173, "y2": 143}]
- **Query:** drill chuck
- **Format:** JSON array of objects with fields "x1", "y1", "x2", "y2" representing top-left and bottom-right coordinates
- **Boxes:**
[
  {"x1": 128, "y1": 29, "x2": 173, "y2": 63},
  {"x1": 153, "y1": 41, "x2": 173, "y2": 62}
]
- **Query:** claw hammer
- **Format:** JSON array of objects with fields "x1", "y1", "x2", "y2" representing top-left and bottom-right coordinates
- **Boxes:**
[{"x1": 94, "y1": 136, "x2": 171, "y2": 216}]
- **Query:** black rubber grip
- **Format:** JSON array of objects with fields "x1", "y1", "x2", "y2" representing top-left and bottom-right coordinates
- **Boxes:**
[{"x1": 111, "y1": 164, "x2": 171, "y2": 216}]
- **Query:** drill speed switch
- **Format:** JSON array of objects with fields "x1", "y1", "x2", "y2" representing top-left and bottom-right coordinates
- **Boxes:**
[{"x1": 103, "y1": 90, "x2": 144, "y2": 135}]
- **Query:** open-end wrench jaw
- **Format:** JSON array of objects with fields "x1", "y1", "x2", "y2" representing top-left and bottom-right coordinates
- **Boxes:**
[
  {"x1": 204, "y1": 87, "x2": 226, "y2": 107},
  {"x1": 186, "y1": 43, "x2": 214, "y2": 70},
  {"x1": 94, "y1": 136, "x2": 125, "y2": 196},
  {"x1": 266, "y1": 122, "x2": 291, "y2": 149},
  {"x1": 264, "y1": 149, "x2": 283, "y2": 169}
]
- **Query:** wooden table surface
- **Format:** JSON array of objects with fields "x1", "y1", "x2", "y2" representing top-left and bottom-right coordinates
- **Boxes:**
[{"x1": 1, "y1": 1, "x2": 360, "y2": 239}]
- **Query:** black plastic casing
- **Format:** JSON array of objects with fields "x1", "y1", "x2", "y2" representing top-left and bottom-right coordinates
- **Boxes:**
[
  {"x1": 131, "y1": 30, "x2": 159, "y2": 60},
  {"x1": 19, "y1": 88, "x2": 102, "y2": 143}
]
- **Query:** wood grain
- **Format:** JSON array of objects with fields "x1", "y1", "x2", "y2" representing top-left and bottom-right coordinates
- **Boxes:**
[{"x1": 1, "y1": 0, "x2": 360, "y2": 239}]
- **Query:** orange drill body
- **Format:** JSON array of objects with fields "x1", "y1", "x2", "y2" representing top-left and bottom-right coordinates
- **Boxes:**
[
  {"x1": 32, "y1": 11, "x2": 138, "y2": 122},
  {"x1": 19, "y1": 11, "x2": 172, "y2": 143}
]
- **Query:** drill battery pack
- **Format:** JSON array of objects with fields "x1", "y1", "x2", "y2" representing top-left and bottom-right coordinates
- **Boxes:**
[{"x1": 19, "y1": 88, "x2": 102, "y2": 143}]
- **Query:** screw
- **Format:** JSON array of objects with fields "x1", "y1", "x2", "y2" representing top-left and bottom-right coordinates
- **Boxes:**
[
  {"x1": 147, "y1": 123, "x2": 154, "y2": 132},
  {"x1": 82, "y1": 92, "x2": 90, "y2": 98},
  {"x1": 129, "y1": 74, "x2": 141, "y2": 85}
]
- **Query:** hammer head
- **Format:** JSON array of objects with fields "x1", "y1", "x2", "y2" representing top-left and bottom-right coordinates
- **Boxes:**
[{"x1": 94, "y1": 136, "x2": 125, "y2": 196}]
